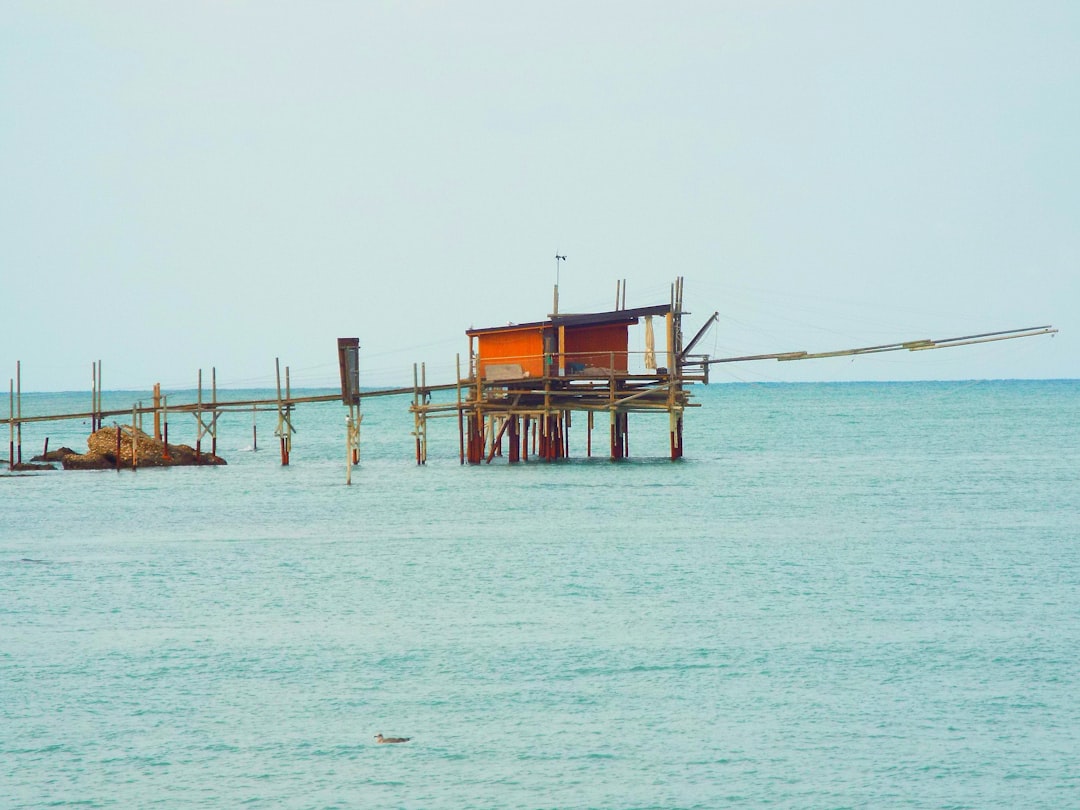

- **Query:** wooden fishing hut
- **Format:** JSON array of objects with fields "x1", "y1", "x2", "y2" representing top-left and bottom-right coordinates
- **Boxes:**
[{"x1": 412, "y1": 277, "x2": 708, "y2": 463}]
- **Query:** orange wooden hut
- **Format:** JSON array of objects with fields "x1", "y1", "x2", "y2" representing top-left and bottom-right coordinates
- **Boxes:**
[{"x1": 466, "y1": 305, "x2": 673, "y2": 382}]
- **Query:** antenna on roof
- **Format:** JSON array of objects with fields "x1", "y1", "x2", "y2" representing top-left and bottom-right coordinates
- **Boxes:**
[{"x1": 554, "y1": 253, "x2": 566, "y2": 315}]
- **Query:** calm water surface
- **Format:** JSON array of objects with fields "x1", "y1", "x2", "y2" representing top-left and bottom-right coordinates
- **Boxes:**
[{"x1": 3, "y1": 381, "x2": 1079, "y2": 808}]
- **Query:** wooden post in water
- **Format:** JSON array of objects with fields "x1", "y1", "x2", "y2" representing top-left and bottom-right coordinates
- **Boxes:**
[
  {"x1": 587, "y1": 410, "x2": 593, "y2": 458},
  {"x1": 456, "y1": 354, "x2": 464, "y2": 466},
  {"x1": 252, "y1": 404, "x2": 258, "y2": 451},
  {"x1": 508, "y1": 415, "x2": 519, "y2": 463},
  {"x1": 91, "y1": 359, "x2": 102, "y2": 433},
  {"x1": 608, "y1": 351, "x2": 619, "y2": 460},
  {"x1": 114, "y1": 422, "x2": 121, "y2": 472},
  {"x1": 132, "y1": 406, "x2": 138, "y2": 470},
  {"x1": 285, "y1": 365, "x2": 292, "y2": 461},
  {"x1": 153, "y1": 383, "x2": 162, "y2": 440},
  {"x1": 416, "y1": 362, "x2": 428, "y2": 464},
  {"x1": 281, "y1": 360, "x2": 288, "y2": 466},
  {"x1": 564, "y1": 410, "x2": 570, "y2": 458},
  {"x1": 162, "y1": 395, "x2": 171, "y2": 461},
  {"x1": 16, "y1": 361, "x2": 22, "y2": 466},
  {"x1": 345, "y1": 411, "x2": 355, "y2": 486},
  {"x1": 90, "y1": 362, "x2": 96, "y2": 433},
  {"x1": 274, "y1": 357, "x2": 290, "y2": 465},
  {"x1": 195, "y1": 368, "x2": 203, "y2": 464},
  {"x1": 211, "y1": 367, "x2": 218, "y2": 458},
  {"x1": 8, "y1": 376, "x2": 13, "y2": 471},
  {"x1": 412, "y1": 363, "x2": 421, "y2": 466}
]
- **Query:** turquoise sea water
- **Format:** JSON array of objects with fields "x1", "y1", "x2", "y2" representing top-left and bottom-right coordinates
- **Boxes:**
[{"x1": 3, "y1": 380, "x2": 1079, "y2": 808}]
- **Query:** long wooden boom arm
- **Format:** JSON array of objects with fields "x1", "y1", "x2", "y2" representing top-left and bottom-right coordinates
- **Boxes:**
[{"x1": 696, "y1": 325, "x2": 1057, "y2": 365}]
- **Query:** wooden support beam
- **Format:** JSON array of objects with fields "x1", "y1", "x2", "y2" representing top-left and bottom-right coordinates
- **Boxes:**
[{"x1": 486, "y1": 416, "x2": 512, "y2": 464}]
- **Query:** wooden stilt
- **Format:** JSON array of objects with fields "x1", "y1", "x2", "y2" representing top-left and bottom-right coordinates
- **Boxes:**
[
  {"x1": 508, "y1": 415, "x2": 519, "y2": 463},
  {"x1": 345, "y1": 401, "x2": 361, "y2": 485},
  {"x1": 587, "y1": 410, "x2": 593, "y2": 458},
  {"x1": 195, "y1": 368, "x2": 203, "y2": 464},
  {"x1": 92, "y1": 362, "x2": 98, "y2": 433},
  {"x1": 274, "y1": 357, "x2": 291, "y2": 466},
  {"x1": 486, "y1": 416, "x2": 512, "y2": 464},
  {"x1": 413, "y1": 363, "x2": 422, "y2": 465},
  {"x1": 456, "y1": 354, "x2": 464, "y2": 466},
  {"x1": 162, "y1": 395, "x2": 171, "y2": 461},
  {"x1": 15, "y1": 361, "x2": 21, "y2": 466},
  {"x1": 211, "y1": 367, "x2": 218, "y2": 458},
  {"x1": 8, "y1": 376, "x2": 14, "y2": 471},
  {"x1": 420, "y1": 363, "x2": 428, "y2": 464},
  {"x1": 90, "y1": 361, "x2": 97, "y2": 432}
]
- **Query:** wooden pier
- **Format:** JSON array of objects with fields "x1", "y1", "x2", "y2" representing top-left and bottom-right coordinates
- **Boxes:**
[{"x1": 4, "y1": 276, "x2": 1058, "y2": 476}]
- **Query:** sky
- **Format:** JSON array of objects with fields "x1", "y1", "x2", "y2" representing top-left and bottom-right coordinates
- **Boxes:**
[{"x1": 2, "y1": 1, "x2": 1077, "y2": 392}]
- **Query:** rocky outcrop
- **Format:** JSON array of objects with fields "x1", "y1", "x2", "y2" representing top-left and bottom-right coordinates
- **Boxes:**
[
  {"x1": 31, "y1": 447, "x2": 78, "y2": 463},
  {"x1": 59, "y1": 426, "x2": 226, "y2": 470},
  {"x1": 11, "y1": 461, "x2": 55, "y2": 472}
]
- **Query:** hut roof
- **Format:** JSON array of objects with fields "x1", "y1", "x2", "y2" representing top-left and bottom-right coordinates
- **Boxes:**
[{"x1": 467, "y1": 304, "x2": 671, "y2": 336}]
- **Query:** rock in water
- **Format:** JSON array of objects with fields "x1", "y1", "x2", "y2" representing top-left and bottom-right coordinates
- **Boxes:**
[{"x1": 60, "y1": 426, "x2": 226, "y2": 469}]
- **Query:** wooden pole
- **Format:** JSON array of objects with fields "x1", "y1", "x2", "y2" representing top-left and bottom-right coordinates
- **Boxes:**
[
  {"x1": 587, "y1": 410, "x2": 593, "y2": 458},
  {"x1": 8, "y1": 376, "x2": 13, "y2": 471},
  {"x1": 508, "y1": 415, "x2": 519, "y2": 463},
  {"x1": 132, "y1": 405, "x2": 138, "y2": 470},
  {"x1": 276, "y1": 357, "x2": 288, "y2": 466},
  {"x1": 162, "y1": 395, "x2": 170, "y2": 460},
  {"x1": 485, "y1": 416, "x2": 512, "y2": 464},
  {"x1": 252, "y1": 404, "x2": 258, "y2": 451},
  {"x1": 346, "y1": 411, "x2": 354, "y2": 486},
  {"x1": 563, "y1": 410, "x2": 570, "y2": 458},
  {"x1": 421, "y1": 362, "x2": 428, "y2": 464},
  {"x1": 285, "y1": 365, "x2": 292, "y2": 462},
  {"x1": 456, "y1": 353, "x2": 464, "y2": 466},
  {"x1": 153, "y1": 383, "x2": 161, "y2": 440},
  {"x1": 196, "y1": 368, "x2": 203, "y2": 464},
  {"x1": 16, "y1": 361, "x2": 21, "y2": 466},
  {"x1": 114, "y1": 422, "x2": 121, "y2": 472},
  {"x1": 413, "y1": 363, "x2": 421, "y2": 466},
  {"x1": 211, "y1": 366, "x2": 218, "y2": 458}
]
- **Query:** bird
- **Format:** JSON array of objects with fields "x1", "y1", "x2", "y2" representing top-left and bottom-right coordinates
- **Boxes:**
[{"x1": 374, "y1": 733, "x2": 411, "y2": 744}]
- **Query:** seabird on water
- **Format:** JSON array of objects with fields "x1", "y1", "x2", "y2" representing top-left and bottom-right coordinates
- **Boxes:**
[{"x1": 374, "y1": 733, "x2": 411, "y2": 744}]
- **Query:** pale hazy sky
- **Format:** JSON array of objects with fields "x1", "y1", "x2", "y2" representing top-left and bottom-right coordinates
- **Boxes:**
[{"x1": 3, "y1": 2, "x2": 1077, "y2": 392}]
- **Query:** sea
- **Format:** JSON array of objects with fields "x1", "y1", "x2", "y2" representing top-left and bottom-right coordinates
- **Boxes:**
[{"x1": 2, "y1": 380, "x2": 1078, "y2": 809}]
